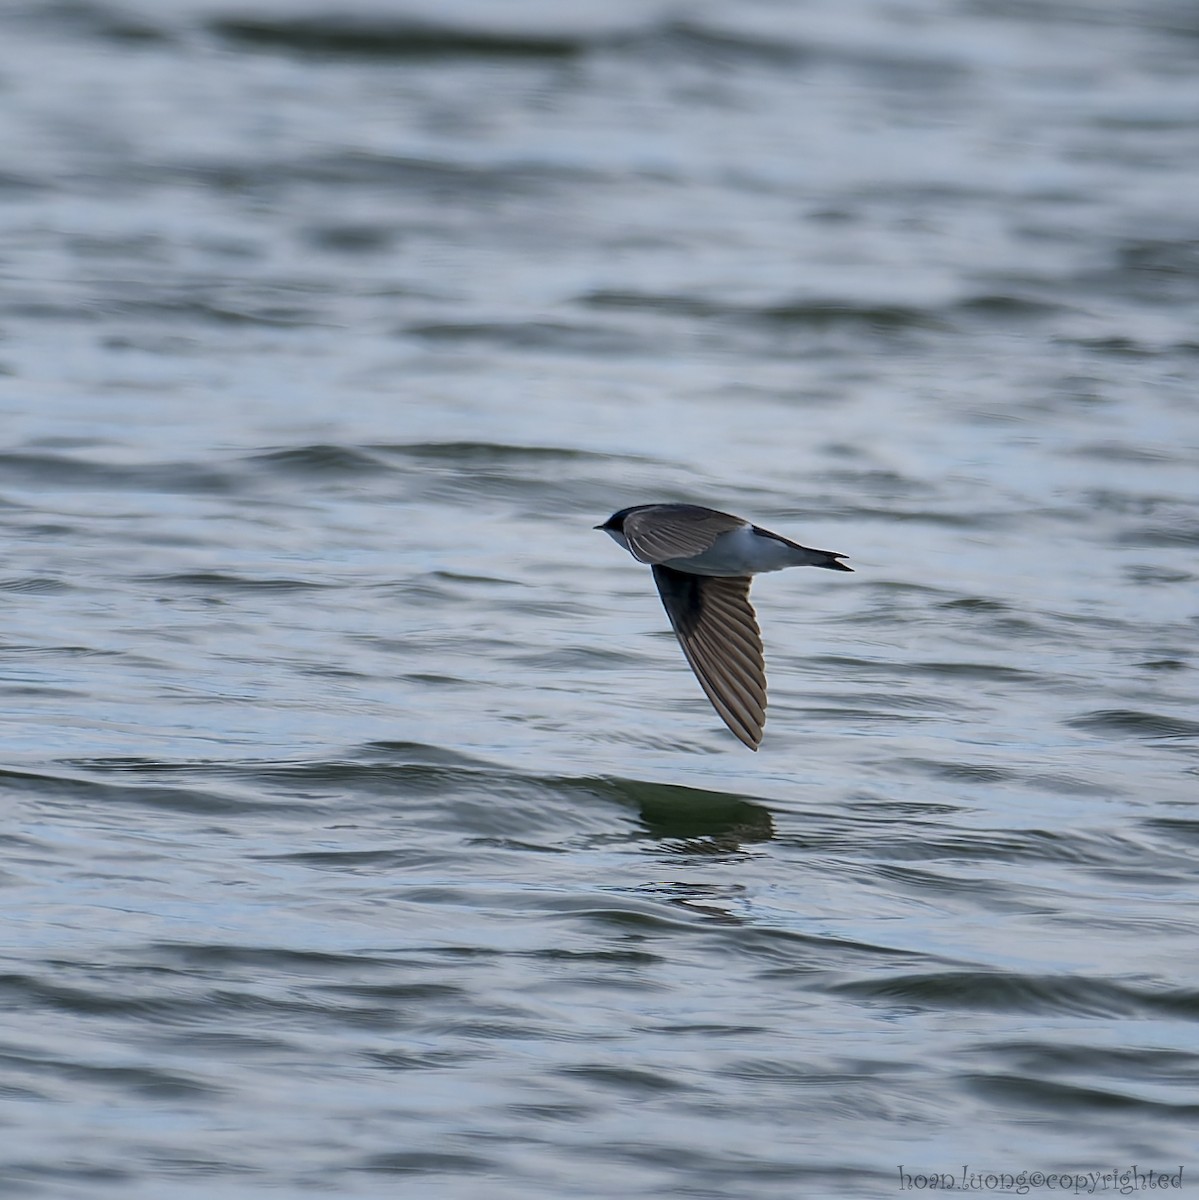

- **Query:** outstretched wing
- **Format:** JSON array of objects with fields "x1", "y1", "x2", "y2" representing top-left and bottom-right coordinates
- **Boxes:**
[
  {"x1": 652, "y1": 565, "x2": 767, "y2": 750},
  {"x1": 622, "y1": 505, "x2": 743, "y2": 564}
]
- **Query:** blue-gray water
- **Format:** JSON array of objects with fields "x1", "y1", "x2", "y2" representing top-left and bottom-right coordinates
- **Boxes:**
[{"x1": 2, "y1": 1, "x2": 1198, "y2": 1196}]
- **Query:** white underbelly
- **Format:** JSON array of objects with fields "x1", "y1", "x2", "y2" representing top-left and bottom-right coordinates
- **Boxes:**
[{"x1": 664, "y1": 526, "x2": 795, "y2": 576}]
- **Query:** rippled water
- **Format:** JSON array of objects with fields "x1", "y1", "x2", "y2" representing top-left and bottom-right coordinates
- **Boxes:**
[{"x1": 3, "y1": 1, "x2": 1198, "y2": 1196}]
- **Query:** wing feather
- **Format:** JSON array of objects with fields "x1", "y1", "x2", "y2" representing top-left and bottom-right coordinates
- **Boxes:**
[
  {"x1": 623, "y1": 505, "x2": 744, "y2": 565},
  {"x1": 651, "y1": 565, "x2": 767, "y2": 750}
]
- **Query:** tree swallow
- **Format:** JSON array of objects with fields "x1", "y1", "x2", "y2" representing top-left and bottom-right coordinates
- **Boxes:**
[{"x1": 596, "y1": 504, "x2": 852, "y2": 750}]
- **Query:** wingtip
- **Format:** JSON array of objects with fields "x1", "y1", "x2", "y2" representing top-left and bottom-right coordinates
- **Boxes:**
[{"x1": 731, "y1": 721, "x2": 764, "y2": 751}]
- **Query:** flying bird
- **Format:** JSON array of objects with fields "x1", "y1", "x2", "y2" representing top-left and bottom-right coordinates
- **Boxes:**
[{"x1": 596, "y1": 503, "x2": 852, "y2": 750}]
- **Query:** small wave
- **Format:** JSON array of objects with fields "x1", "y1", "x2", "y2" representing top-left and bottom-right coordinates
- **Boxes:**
[
  {"x1": 210, "y1": 14, "x2": 606, "y2": 59},
  {"x1": 1068, "y1": 709, "x2": 1199, "y2": 739},
  {"x1": 354, "y1": 1150, "x2": 495, "y2": 1176},
  {"x1": 955, "y1": 293, "x2": 1068, "y2": 318},
  {"x1": 247, "y1": 444, "x2": 394, "y2": 475},
  {"x1": 0, "y1": 576, "x2": 73, "y2": 594},
  {"x1": 966, "y1": 1072, "x2": 1199, "y2": 1116},
  {"x1": 0, "y1": 1045, "x2": 224, "y2": 1100},
  {"x1": 581, "y1": 288, "x2": 943, "y2": 331},
  {"x1": 830, "y1": 969, "x2": 1199, "y2": 1020},
  {"x1": 406, "y1": 319, "x2": 647, "y2": 355},
  {"x1": 0, "y1": 765, "x2": 299, "y2": 816},
  {"x1": 0, "y1": 451, "x2": 236, "y2": 495},
  {"x1": 378, "y1": 441, "x2": 618, "y2": 464},
  {"x1": 137, "y1": 572, "x2": 334, "y2": 593},
  {"x1": 1117, "y1": 523, "x2": 1199, "y2": 548}
]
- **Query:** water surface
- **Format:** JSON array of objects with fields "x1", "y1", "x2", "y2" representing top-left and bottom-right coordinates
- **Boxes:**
[{"x1": 2, "y1": 1, "x2": 1198, "y2": 1196}]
